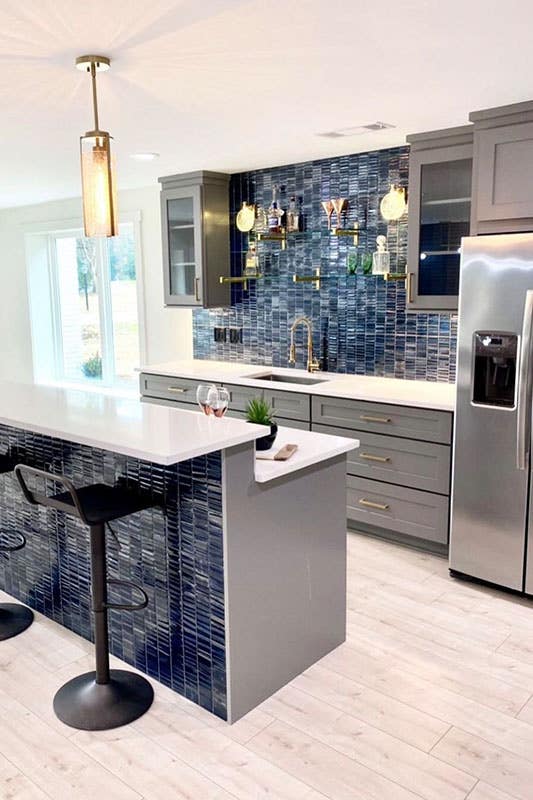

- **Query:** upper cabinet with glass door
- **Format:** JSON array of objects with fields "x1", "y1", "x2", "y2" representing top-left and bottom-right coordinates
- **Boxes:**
[
  {"x1": 406, "y1": 126, "x2": 473, "y2": 311},
  {"x1": 159, "y1": 171, "x2": 230, "y2": 307}
]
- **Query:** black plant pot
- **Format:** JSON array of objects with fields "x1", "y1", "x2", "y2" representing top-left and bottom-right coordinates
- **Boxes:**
[{"x1": 253, "y1": 422, "x2": 278, "y2": 451}]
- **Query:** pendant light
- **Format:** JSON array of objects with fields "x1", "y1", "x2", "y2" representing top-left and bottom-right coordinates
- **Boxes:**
[
  {"x1": 380, "y1": 184, "x2": 407, "y2": 222},
  {"x1": 76, "y1": 55, "x2": 118, "y2": 237}
]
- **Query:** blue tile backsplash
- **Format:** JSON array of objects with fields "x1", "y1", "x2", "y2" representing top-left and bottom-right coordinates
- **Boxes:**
[
  {"x1": 193, "y1": 146, "x2": 457, "y2": 382},
  {"x1": 0, "y1": 426, "x2": 227, "y2": 719}
]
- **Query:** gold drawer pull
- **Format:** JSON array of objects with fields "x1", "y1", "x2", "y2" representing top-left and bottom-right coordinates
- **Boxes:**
[
  {"x1": 167, "y1": 386, "x2": 188, "y2": 394},
  {"x1": 360, "y1": 452, "x2": 391, "y2": 463},
  {"x1": 359, "y1": 498, "x2": 390, "y2": 511},
  {"x1": 360, "y1": 414, "x2": 391, "y2": 424}
]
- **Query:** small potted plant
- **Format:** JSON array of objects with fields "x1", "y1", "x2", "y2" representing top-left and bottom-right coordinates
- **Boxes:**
[{"x1": 245, "y1": 398, "x2": 278, "y2": 451}]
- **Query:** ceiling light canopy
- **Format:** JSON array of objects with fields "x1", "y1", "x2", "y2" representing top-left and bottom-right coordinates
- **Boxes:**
[{"x1": 76, "y1": 54, "x2": 118, "y2": 238}]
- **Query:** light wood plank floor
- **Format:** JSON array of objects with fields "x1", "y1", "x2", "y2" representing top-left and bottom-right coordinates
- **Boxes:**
[{"x1": 2, "y1": 531, "x2": 533, "y2": 799}]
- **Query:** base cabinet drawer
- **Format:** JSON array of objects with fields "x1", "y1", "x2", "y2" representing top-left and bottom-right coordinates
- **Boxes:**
[
  {"x1": 224, "y1": 384, "x2": 310, "y2": 422},
  {"x1": 347, "y1": 476, "x2": 449, "y2": 545},
  {"x1": 313, "y1": 423, "x2": 450, "y2": 494},
  {"x1": 312, "y1": 396, "x2": 452, "y2": 444},
  {"x1": 223, "y1": 384, "x2": 261, "y2": 412},
  {"x1": 140, "y1": 373, "x2": 217, "y2": 404}
]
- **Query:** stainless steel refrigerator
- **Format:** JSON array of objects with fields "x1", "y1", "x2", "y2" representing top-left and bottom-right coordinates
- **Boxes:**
[{"x1": 450, "y1": 232, "x2": 533, "y2": 592}]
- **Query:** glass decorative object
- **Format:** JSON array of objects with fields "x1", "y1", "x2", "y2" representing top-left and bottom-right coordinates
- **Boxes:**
[{"x1": 372, "y1": 235, "x2": 390, "y2": 276}]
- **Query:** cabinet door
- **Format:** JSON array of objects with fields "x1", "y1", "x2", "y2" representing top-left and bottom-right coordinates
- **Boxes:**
[
  {"x1": 474, "y1": 122, "x2": 533, "y2": 228},
  {"x1": 407, "y1": 144, "x2": 472, "y2": 311},
  {"x1": 161, "y1": 186, "x2": 203, "y2": 306}
]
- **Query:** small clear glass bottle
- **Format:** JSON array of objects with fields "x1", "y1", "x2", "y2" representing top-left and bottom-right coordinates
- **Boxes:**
[{"x1": 286, "y1": 196, "x2": 301, "y2": 233}]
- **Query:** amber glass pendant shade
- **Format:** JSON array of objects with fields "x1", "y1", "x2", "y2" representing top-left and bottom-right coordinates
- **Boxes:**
[{"x1": 80, "y1": 133, "x2": 118, "y2": 237}]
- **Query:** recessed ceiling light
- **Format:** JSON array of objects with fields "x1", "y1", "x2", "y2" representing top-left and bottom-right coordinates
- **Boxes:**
[
  {"x1": 317, "y1": 122, "x2": 395, "y2": 139},
  {"x1": 130, "y1": 152, "x2": 160, "y2": 161}
]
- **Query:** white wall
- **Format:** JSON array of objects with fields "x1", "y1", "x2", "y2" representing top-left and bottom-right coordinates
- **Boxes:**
[{"x1": 0, "y1": 185, "x2": 193, "y2": 383}]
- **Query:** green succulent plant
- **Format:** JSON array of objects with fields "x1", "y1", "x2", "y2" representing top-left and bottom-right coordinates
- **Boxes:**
[{"x1": 245, "y1": 397, "x2": 275, "y2": 426}]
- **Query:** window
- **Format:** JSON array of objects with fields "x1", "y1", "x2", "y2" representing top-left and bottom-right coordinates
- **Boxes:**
[{"x1": 26, "y1": 220, "x2": 144, "y2": 391}]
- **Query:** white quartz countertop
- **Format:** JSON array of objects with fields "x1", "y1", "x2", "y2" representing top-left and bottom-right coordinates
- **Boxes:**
[
  {"x1": 254, "y1": 427, "x2": 358, "y2": 483},
  {"x1": 0, "y1": 381, "x2": 266, "y2": 465},
  {"x1": 140, "y1": 359, "x2": 456, "y2": 412}
]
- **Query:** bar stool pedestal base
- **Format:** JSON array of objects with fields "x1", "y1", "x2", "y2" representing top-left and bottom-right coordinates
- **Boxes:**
[
  {"x1": 0, "y1": 603, "x2": 34, "y2": 641},
  {"x1": 53, "y1": 670, "x2": 154, "y2": 731}
]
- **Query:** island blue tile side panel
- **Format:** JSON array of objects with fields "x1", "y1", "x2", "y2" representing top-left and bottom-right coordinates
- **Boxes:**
[
  {"x1": 193, "y1": 146, "x2": 457, "y2": 383},
  {"x1": 0, "y1": 425, "x2": 227, "y2": 720}
]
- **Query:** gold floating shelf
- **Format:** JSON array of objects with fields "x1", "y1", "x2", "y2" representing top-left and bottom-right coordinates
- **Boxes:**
[
  {"x1": 332, "y1": 224, "x2": 359, "y2": 246},
  {"x1": 293, "y1": 268, "x2": 321, "y2": 290},
  {"x1": 219, "y1": 274, "x2": 262, "y2": 291}
]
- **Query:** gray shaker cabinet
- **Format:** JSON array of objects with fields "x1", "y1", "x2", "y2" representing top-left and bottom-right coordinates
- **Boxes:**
[
  {"x1": 406, "y1": 125, "x2": 473, "y2": 312},
  {"x1": 470, "y1": 101, "x2": 533, "y2": 234},
  {"x1": 159, "y1": 170, "x2": 231, "y2": 308}
]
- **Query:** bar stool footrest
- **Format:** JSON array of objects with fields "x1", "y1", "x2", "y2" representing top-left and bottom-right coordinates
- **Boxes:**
[
  {"x1": 0, "y1": 603, "x2": 34, "y2": 641},
  {"x1": 105, "y1": 579, "x2": 149, "y2": 611},
  {"x1": 53, "y1": 669, "x2": 154, "y2": 731},
  {"x1": 0, "y1": 531, "x2": 27, "y2": 554}
]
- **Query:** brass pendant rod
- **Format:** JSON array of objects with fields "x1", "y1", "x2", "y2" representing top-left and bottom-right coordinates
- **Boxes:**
[{"x1": 90, "y1": 63, "x2": 100, "y2": 133}]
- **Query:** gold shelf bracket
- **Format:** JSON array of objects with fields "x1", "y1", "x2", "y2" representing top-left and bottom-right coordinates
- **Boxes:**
[
  {"x1": 256, "y1": 230, "x2": 287, "y2": 250},
  {"x1": 332, "y1": 223, "x2": 359, "y2": 246},
  {"x1": 383, "y1": 272, "x2": 414, "y2": 303},
  {"x1": 219, "y1": 274, "x2": 263, "y2": 291},
  {"x1": 293, "y1": 268, "x2": 321, "y2": 290}
]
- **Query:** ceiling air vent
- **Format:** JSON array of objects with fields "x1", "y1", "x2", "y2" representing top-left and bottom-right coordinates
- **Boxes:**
[{"x1": 317, "y1": 121, "x2": 395, "y2": 138}]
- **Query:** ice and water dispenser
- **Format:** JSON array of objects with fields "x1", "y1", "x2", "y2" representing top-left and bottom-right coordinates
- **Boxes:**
[{"x1": 472, "y1": 332, "x2": 517, "y2": 408}]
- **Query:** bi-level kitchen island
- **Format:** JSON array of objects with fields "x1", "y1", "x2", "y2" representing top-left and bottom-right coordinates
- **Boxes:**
[{"x1": 0, "y1": 382, "x2": 356, "y2": 723}]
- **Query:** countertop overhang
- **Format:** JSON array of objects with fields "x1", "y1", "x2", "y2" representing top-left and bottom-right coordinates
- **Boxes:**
[
  {"x1": 0, "y1": 381, "x2": 266, "y2": 465},
  {"x1": 139, "y1": 359, "x2": 456, "y2": 412}
]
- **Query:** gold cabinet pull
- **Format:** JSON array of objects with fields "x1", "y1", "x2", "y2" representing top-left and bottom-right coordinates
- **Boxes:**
[
  {"x1": 359, "y1": 498, "x2": 390, "y2": 511},
  {"x1": 360, "y1": 414, "x2": 391, "y2": 424},
  {"x1": 407, "y1": 272, "x2": 414, "y2": 304},
  {"x1": 360, "y1": 452, "x2": 391, "y2": 463},
  {"x1": 167, "y1": 386, "x2": 188, "y2": 394},
  {"x1": 195, "y1": 277, "x2": 200, "y2": 302}
]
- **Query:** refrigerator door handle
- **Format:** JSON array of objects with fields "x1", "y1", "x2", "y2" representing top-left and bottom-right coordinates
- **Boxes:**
[{"x1": 517, "y1": 289, "x2": 533, "y2": 470}]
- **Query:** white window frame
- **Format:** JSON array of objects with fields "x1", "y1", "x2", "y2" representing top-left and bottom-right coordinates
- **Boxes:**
[{"x1": 25, "y1": 211, "x2": 146, "y2": 390}]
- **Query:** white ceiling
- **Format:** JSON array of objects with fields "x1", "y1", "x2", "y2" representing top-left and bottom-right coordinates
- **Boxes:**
[{"x1": 0, "y1": 0, "x2": 531, "y2": 208}]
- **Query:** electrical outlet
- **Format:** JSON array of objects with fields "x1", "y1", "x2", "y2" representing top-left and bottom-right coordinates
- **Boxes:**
[
  {"x1": 214, "y1": 327, "x2": 227, "y2": 343},
  {"x1": 229, "y1": 327, "x2": 243, "y2": 344}
]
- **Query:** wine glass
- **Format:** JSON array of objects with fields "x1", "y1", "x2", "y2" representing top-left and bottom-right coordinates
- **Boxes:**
[
  {"x1": 196, "y1": 384, "x2": 218, "y2": 415},
  {"x1": 321, "y1": 200, "x2": 334, "y2": 230},
  {"x1": 211, "y1": 387, "x2": 230, "y2": 418},
  {"x1": 332, "y1": 198, "x2": 347, "y2": 230}
]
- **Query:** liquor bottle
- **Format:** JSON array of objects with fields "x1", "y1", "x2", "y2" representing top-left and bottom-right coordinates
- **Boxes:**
[
  {"x1": 244, "y1": 242, "x2": 259, "y2": 275},
  {"x1": 286, "y1": 196, "x2": 301, "y2": 233},
  {"x1": 268, "y1": 185, "x2": 284, "y2": 233}
]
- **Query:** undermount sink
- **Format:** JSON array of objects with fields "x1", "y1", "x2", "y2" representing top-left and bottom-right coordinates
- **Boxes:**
[{"x1": 246, "y1": 372, "x2": 330, "y2": 386}]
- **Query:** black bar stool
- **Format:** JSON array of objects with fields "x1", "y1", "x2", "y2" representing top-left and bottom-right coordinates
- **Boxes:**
[
  {"x1": 15, "y1": 464, "x2": 155, "y2": 731},
  {"x1": 0, "y1": 453, "x2": 34, "y2": 641}
]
